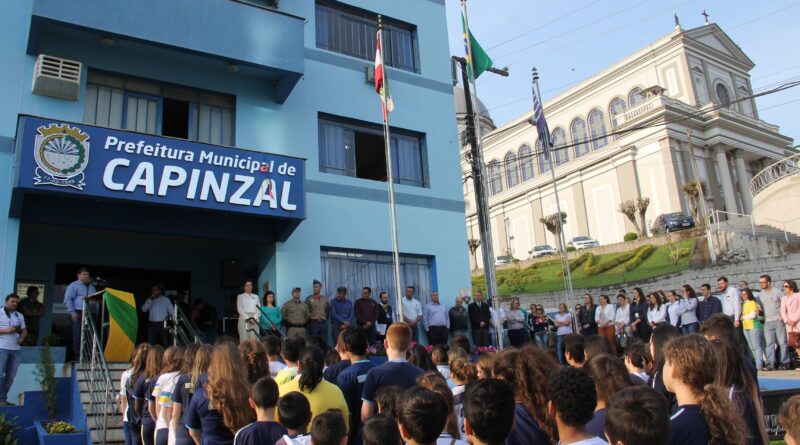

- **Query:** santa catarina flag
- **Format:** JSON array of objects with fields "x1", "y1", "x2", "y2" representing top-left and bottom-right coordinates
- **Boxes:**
[{"x1": 375, "y1": 30, "x2": 394, "y2": 120}]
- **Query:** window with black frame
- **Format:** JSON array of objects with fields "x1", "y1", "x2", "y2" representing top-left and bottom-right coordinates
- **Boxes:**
[{"x1": 315, "y1": 2, "x2": 417, "y2": 73}]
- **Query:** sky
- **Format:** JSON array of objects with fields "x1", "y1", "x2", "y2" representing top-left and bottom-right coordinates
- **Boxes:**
[{"x1": 444, "y1": 0, "x2": 800, "y2": 146}]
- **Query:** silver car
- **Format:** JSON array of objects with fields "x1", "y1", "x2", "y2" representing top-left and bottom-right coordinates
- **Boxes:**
[
  {"x1": 569, "y1": 236, "x2": 600, "y2": 249},
  {"x1": 530, "y1": 244, "x2": 557, "y2": 258}
]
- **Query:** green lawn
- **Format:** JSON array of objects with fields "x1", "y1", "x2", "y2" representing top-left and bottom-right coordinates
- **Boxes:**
[{"x1": 474, "y1": 239, "x2": 695, "y2": 295}]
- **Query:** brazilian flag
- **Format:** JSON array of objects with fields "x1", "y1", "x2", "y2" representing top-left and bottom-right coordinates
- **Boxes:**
[{"x1": 103, "y1": 288, "x2": 138, "y2": 362}]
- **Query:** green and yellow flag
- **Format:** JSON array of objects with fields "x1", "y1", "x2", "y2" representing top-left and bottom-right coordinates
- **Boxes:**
[
  {"x1": 461, "y1": 11, "x2": 493, "y2": 80},
  {"x1": 103, "y1": 288, "x2": 138, "y2": 362}
]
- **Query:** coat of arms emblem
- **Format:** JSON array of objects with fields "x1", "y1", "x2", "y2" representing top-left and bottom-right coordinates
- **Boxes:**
[{"x1": 33, "y1": 123, "x2": 90, "y2": 190}]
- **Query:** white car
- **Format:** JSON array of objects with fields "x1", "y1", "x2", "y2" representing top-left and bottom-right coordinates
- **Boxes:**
[
  {"x1": 495, "y1": 255, "x2": 512, "y2": 266},
  {"x1": 529, "y1": 244, "x2": 557, "y2": 258},
  {"x1": 569, "y1": 236, "x2": 600, "y2": 250}
]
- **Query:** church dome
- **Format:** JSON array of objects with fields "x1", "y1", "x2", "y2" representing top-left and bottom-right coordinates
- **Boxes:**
[{"x1": 453, "y1": 85, "x2": 493, "y2": 124}]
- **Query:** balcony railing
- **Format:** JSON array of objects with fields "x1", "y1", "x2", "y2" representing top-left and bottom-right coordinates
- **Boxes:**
[{"x1": 750, "y1": 152, "x2": 800, "y2": 197}]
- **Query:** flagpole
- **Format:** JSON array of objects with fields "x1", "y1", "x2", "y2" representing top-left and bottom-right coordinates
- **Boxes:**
[
  {"x1": 532, "y1": 67, "x2": 574, "y2": 303},
  {"x1": 461, "y1": 0, "x2": 503, "y2": 350},
  {"x1": 377, "y1": 16, "x2": 405, "y2": 326}
]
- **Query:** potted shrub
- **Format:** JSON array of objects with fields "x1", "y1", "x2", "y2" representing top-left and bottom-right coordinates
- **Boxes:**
[{"x1": 33, "y1": 345, "x2": 84, "y2": 445}]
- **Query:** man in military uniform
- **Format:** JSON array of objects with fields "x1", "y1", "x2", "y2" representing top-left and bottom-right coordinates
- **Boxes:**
[
  {"x1": 282, "y1": 287, "x2": 309, "y2": 339},
  {"x1": 306, "y1": 279, "x2": 330, "y2": 339}
]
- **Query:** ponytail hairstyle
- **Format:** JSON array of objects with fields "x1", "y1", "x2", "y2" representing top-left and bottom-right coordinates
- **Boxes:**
[
  {"x1": 663, "y1": 335, "x2": 746, "y2": 445},
  {"x1": 161, "y1": 345, "x2": 184, "y2": 374},
  {"x1": 298, "y1": 346, "x2": 325, "y2": 393},
  {"x1": 239, "y1": 340, "x2": 270, "y2": 385},
  {"x1": 180, "y1": 343, "x2": 200, "y2": 375},
  {"x1": 449, "y1": 358, "x2": 477, "y2": 385},
  {"x1": 416, "y1": 371, "x2": 460, "y2": 439},
  {"x1": 128, "y1": 343, "x2": 150, "y2": 389},
  {"x1": 491, "y1": 346, "x2": 558, "y2": 444},
  {"x1": 191, "y1": 344, "x2": 212, "y2": 392},
  {"x1": 710, "y1": 339, "x2": 767, "y2": 445},
  {"x1": 206, "y1": 342, "x2": 255, "y2": 433},
  {"x1": 144, "y1": 345, "x2": 164, "y2": 380}
]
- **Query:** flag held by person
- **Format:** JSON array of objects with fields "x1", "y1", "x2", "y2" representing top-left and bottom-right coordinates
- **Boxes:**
[{"x1": 374, "y1": 27, "x2": 394, "y2": 120}]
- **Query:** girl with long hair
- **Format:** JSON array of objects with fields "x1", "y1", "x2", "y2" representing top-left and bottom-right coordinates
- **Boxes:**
[
  {"x1": 710, "y1": 338, "x2": 768, "y2": 445},
  {"x1": 135, "y1": 345, "x2": 163, "y2": 445},
  {"x1": 122, "y1": 343, "x2": 149, "y2": 445},
  {"x1": 584, "y1": 354, "x2": 634, "y2": 438},
  {"x1": 187, "y1": 342, "x2": 254, "y2": 444},
  {"x1": 277, "y1": 345, "x2": 350, "y2": 432},
  {"x1": 492, "y1": 345, "x2": 559, "y2": 445},
  {"x1": 153, "y1": 345, "x2": 183, "y2": 445},
  {"x1": 449, "y1": 358, "x2": 477, "y2": 441},
  {"x1": 649, "y1": 324, "x2": 680, "y2": 412},
  {"x1": 260, "y1": 290, "x2": 282, "y2": 336},
  {"x1": 475, "y1": 353, "x2": 494, "y2": 380},
  {"x1": 239, "y1": 339, "x2": 270, "y2": 385},
  {"x1": 663, "y1": 335, "x2": 746, "y2": 445},
  {"x1": 741, "y1": 288, "x2": 766, "y2": 371},
  {"x1": 506, "y1": 298, "x2": 527, "y2": 347},
  {"x1": 647, "y1": 292, "x2": 666, "y2": 329},
  {"x1": 631, "y1": 287, "x2": 651, "y2": 342},
  {"x1": 170, "y1": 343, "x2": 202, "y2": 445},
  {"x1": 407, "y1": 344, "x2": 434, "y2": 371},
  {"x1": 595, "y1": 294, "x2": 617, "y2": 354},
  {"x1": 416, "y1": 371, "x2": 465, "y2": 443},
  {"x1": 781, "y1": 279, "x2": 800, "y2": 358},
  {"x1": 554, "y1": 303, "x2": 573, "y2": 365},
  {"x1": 679, "y1": 285, "x2": 700, "y2": 334},
  {"x1": 664, "y1": 290, "x2": 684, "y2": 328}
]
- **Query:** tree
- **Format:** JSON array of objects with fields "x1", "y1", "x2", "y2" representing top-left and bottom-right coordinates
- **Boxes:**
[
  {"x1": 637, "y1": 197, "x2": 650, "y2": 237},
  {"x1": 681, "y1": 181, "x2": 703, "y2": 226},
  {"x1": 617, "y1": 200, "x2": 642, "y2": 236},
  {"x1": 467, "y1": 238, "x2": 481, "y2": 272},
  {"x1": 540, "y1": 212, "x2": 568, "y2": 251}
]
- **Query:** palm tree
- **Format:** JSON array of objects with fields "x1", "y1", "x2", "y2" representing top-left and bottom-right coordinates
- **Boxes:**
[
  {"x1": 540, "y1": 212, "x2": 568, "y2": 251},
  {"x1": 617, "y1": 200, "x2": 642, "y2": 236},
  {"x1": 637, "y1": 197, "x2": 650, "y2": 237}
]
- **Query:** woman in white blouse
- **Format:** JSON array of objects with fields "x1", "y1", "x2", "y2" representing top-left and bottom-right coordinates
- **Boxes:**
[
  {"x1": 647, "y1": 292, "x2": 667, "y2": 328},
  {"x1": 664, "y1": 290, "x2": 684, "y2": 327},
  {"x1": 595, "y1": 294, "x2": 617, "y2": 354},
  {"x1": 236, "y1": 279, "x2": 261, "y2": 343}
]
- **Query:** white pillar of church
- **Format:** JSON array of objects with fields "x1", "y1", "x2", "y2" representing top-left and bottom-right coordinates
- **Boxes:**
[
  {"x1": 733, "y1": 150, "x2": 753, "y2": 214},
  {"x1": 714, "y1": 146, "x2": 739, "y2": 215}
]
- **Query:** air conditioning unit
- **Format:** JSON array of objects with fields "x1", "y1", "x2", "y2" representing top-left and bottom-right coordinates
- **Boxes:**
[{"x1": 32, "y1": 54, "x2": 82, "y2": 101}]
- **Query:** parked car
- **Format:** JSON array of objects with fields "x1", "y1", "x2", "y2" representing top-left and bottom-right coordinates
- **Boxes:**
[
  {"x1": 653, "y1": 212, "x2": 695, "y2": 233},
  {"x1": 569, "y1": 236, "x2": 600, "y2": 250},
  {"x1": 529, "y1": 244, "x2": 557, "y2": 258},
  {"x1": 495, "y1": 255, "x2": 512, "y2": 266}
]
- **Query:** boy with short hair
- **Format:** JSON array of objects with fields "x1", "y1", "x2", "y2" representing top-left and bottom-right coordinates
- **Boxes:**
[
  {"x1": 396, "y1": 387, "x2": 448, "y2": 445},
  {"x1": 265, "y1": 335, "x2": 286, "y2": 378},
  {"x1": 362, "y1": 414, "x2": 401, "y2": 445},
  {"x1": 336, "y1": 327, "x2": 375, "y2": 439},
  {"x1": 547, "y1": 367, "x2": 605, "y2": 444},
  {"x1": 310, "y1": 410, "x2": 348, "y2": 445},
  {"x1": 234, "y1": 377, "x2": 287, "y2": 445},
  {"x1": 604, "y1": 386, "x2": 670, "y2": 445},
  {"x1": 462, "y1": 379, "x2": 515, "y2": 445},
  {"x1": 275, "y1": 337, "x2": 305, "y2": 385},
  {"x1": 623, "y1": 343, "x2": 648, "y2": 384},
  {"x1": 564, "y1": 334, "x2": 586, "y2": 368},
  {"x1": 276, "y1": 391, "x2": 313, "y2": 445}
]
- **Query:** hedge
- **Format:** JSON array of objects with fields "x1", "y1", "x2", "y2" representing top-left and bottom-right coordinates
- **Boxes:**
[
  {"x1": 670, "y1": 247, "x2": 691, "y2": 262},
  {"x1": 585, "y1": 245, "x2": 650, "y2": 276},
  {"x1": 623, "y1": 244, "x2": 655, "y2": 271},
  {"x1": 582, "y1": 253, "x2": 598, "y2": 274},
  {"x1": 624, "y1": 232, "x2": 639, "y2": 242}
]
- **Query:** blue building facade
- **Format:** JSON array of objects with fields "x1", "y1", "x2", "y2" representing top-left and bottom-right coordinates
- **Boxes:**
[{"x1": 0, "y1": 0, "x2": 468, "y2": 344}]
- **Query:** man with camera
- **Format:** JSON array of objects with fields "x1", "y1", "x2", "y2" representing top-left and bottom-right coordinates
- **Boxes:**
[{"x1": 0, "y1": 294, "x2": 26, "y2": 406}]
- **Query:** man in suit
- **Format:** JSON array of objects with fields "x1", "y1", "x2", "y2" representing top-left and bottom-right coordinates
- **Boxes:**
[{"x1": 468, "y1": 291, "x2": 491, "y2": 347}]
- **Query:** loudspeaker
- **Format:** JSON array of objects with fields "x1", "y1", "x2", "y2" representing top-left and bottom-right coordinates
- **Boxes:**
[{"x1": 221, "y1": 259, "x2": 243, "y2": 289}]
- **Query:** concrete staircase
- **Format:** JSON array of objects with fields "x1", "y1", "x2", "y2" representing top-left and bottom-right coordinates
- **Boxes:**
[
  {"x1": 75, "y1": 361, "x2": 128, "y2": 444},
  {"x1": 715, "y1": 216, "x2": 800, "y2": 243}
]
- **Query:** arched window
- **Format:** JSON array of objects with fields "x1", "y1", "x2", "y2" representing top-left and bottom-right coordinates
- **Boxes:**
[
  {"x1": 628, "y1": 87, "x2": 644, "y2": 108},
  {"x1": 551, "y1": 128, "x2": 568, "y2": 166},
  {"x1": 715, "y1": 83, "x2": 731, "y2": 107},
  {"x1": 519, "y1": 145, "x2": 534, "y2": 181},
  {"x1": 608, "y1": 97, "x2": 627, "y2": 140},
  {"x1": 536, "y1": 138, "x2": 550, "y2": 174},
  {"x1": 588, "y1": 109, "x2": 608, "y2": 149},
  {"x1": 571, "y1": 118, "x2": 590, "y2": 158},
  {"x1": 488, "y1": 161, "x2": 503, "y2": 196},
  {"x1": 505, "y1": 152, "x2": 519, "y2": 189}
]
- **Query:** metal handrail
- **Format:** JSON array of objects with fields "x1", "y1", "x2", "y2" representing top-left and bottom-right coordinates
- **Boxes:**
[
  {"x1": 79, "y1": 312, "x2": 116, "y2": 445},
  {"x1": 750, "y1": 153, "x2": 800, "y2": 197},
  {"x1": 169, "y1": 304, "x2": 203, "y2": 346},
  {"x1": 707, "y1": 209, "x2": 799, "y2": 242}
]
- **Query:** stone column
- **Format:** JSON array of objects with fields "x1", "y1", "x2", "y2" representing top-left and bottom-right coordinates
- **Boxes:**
[
  {"x1": 733, "y1": 150, "x2": 753, "y2": 214},
  {"x1": 714, "y1": 146, "x2": 739, "y2": 214}
]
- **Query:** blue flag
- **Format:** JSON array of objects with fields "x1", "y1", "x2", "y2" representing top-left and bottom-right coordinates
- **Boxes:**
[{"x1": 531, "y1": 83, "x2": 551, "y2": 160}]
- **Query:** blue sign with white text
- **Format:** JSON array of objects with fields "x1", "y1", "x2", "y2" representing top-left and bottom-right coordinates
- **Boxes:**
[{"x1": 15, "y1": 116, "x2": 305, "y2": 219}]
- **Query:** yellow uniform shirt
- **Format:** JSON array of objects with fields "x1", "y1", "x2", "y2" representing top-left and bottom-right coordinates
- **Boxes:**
[{"x1": 278, "y1": 377, "x2": 350, "y2": 432}]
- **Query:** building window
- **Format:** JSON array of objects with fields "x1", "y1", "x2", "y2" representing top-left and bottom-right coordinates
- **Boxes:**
[
  {"x1": 608, "y1": 97, "x2": 627, "y2": 140},
  {"x1": 505, "y1": 152, "x2": 519, "y2": 189},
  {"x1": 588, "y1": 109, "x2": 608, "y2": 149},
  {"x1": 571, "y1": 118, "x2": 591, "y2": 158},
  {"x1": 318, "y1": 117, "x2": 427, "y2": 187},
  {"x1": 628, "y1": 87, "x2": 644, "y2": 108},
  {"x1": 321, "y1": 248, "x2": 433, "y2": 304},
  {"x1": 83, "y1": 71, "x2": 235, "y2": 145},
  {"x1": 537, "y1": 138, "x2": 550, "y2": 174},
  {"x1": 551, "y1": 127, "x2": 568, "y2": 166},
  {"x1": 488, "y1": 160, "x2": 503, "y2": 195},
  {"x1": 315, "y1": 3, "x2": 416, "y2": 72},
  {"x1": 519, "y1": 145, "x2": 534, "y2": 181},
  {"x1": 715, "y1": 83, "x2": 732, "y2": 107}
]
